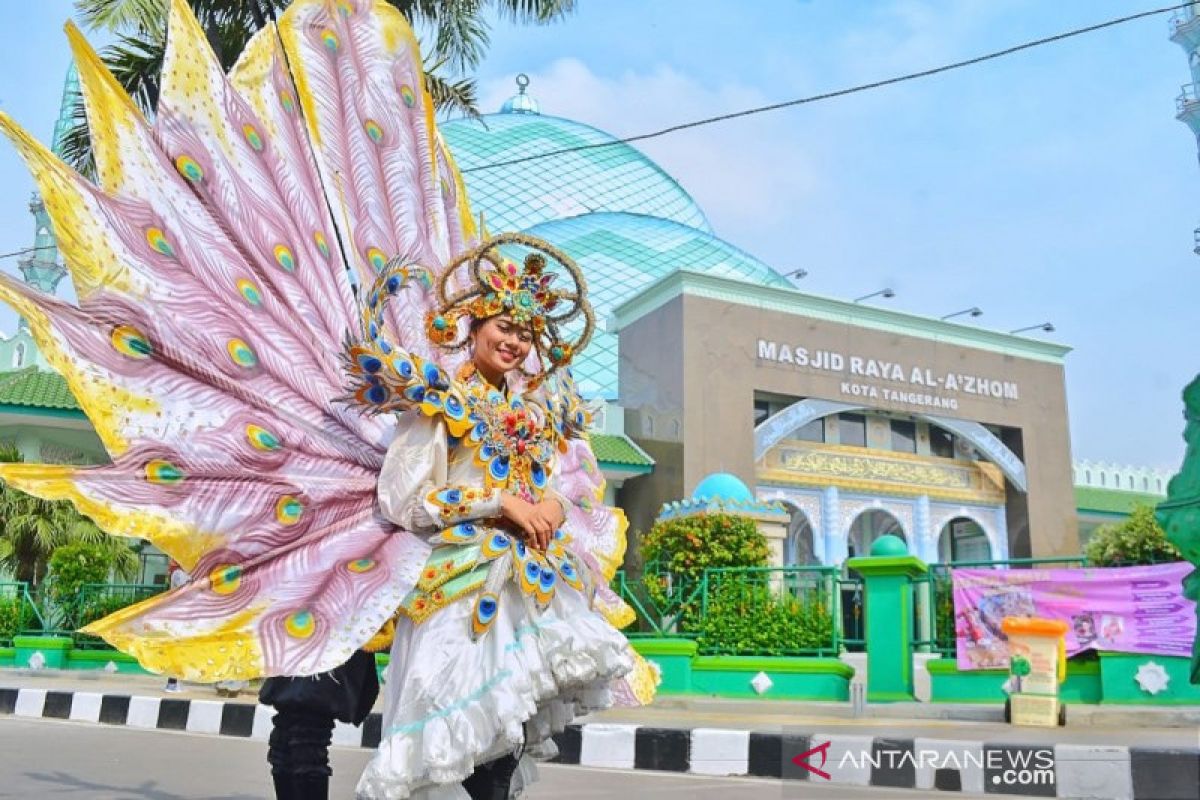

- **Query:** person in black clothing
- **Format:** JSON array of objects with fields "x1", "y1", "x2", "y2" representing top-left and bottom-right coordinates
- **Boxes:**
[{"x1": 260, "y1": 650, "x2": 379, "y2": 800}]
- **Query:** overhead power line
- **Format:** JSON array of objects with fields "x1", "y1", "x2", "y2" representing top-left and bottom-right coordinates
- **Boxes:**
[{"x1": 463, "y1": 2, "x2": 1190, "y2": 174}]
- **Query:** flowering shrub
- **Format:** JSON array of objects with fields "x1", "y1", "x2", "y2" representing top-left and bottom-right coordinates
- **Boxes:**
[
  {"x1": 696, "y1": 579, "x2": 834, "y2": 655},
  {"x1": 1085, "y1": 505, "x2": 1180, "y2": 566}
]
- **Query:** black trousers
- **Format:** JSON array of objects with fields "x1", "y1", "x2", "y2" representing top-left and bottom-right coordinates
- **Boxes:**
[{"x1": 259, "y1": 650, "x2": 380, "y2": 780}]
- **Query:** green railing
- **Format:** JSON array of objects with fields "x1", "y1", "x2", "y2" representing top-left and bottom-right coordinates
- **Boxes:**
[
  {"x1": 913, "y1": 557, "x2": 1088, "y2": 658},
  {"x1": 53, "y1": 583, "x2": 164, "y2": 648},
  {"x1": 0, "y1": 582, "x2": 44, "y2": 646},
  {"x1": 611, "y1": 568, "x2": 704, "y2": 638},
  {"x1": 611, "y1": 565, "x2": 840, "y2": 656}
]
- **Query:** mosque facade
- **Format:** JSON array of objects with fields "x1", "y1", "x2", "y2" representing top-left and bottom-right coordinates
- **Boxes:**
[{"x1": 443, "y1": 80, "x2": 1083, "y2": 565}]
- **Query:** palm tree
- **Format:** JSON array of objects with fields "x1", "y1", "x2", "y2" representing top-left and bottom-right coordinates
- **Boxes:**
[
  {"x1": 0, "y1": 444, "x2": 137, "y2": 586},
  {"x1": 61, "y1": 0, "x2": 577, "y2": 177}
]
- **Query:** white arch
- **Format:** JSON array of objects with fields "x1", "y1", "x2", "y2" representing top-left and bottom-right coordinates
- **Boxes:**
[
  {"x1": 933, "y1": 514, "x2": 994, "y2": 562},
  {"x1": 754, "y1": 399, "x2": 1028, "y2": 491},
  {"x1": 928, "y1": 504, "x2": 1006, "y2": 563}
]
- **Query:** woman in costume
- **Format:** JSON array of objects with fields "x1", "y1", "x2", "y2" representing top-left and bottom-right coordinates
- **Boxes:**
[
  {"x1": 0, "y1": 1, "x2": 655, "y2": 798},
  {"x1": 352, "y1": 237, "x2": 637, "y2": 798}
]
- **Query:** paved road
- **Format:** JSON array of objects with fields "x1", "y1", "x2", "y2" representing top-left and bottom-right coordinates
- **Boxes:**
[{"x1": 0, "y1": 717, "x2": 991, "y2": 799}]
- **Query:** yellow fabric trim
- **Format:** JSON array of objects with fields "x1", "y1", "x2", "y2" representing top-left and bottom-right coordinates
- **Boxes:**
[
  {"x1": 0, "y1": 464, "x2": 218, "y2": 572},
  {"x1": 65, "y1": 22, "x2": 148, "y2": 195},
  {"x1": 0, "y1": 278, "x2": 156, "y2": 457},
  {"x1": 83, "y1": 604, "x2": 266, "y2": 682}
]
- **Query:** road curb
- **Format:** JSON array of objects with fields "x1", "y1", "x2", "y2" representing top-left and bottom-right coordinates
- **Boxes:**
[{"x1": 2, "y1": 686, "x2": 1197, "y2": 798}]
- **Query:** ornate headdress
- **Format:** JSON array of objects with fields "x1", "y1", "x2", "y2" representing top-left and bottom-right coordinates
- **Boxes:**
[{"x1": 424, "y1": 233, "x2": 594, "y2": 380}]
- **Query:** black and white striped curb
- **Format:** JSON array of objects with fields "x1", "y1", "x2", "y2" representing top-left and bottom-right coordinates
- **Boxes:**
[{"x1": 3, "y1": 687, "x2": 1197, "y2": 799}]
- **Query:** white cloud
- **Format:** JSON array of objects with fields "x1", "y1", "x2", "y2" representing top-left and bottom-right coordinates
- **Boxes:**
[{"x1": 477, "y1": 58, "x2": 822, "y2": 239}]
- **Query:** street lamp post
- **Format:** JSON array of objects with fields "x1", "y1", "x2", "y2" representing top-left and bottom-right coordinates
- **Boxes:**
[
  {"x1": 940, "y1": 307, "x2": 983, "y2": 321},
  {"x1": 853, "y1": 288, "x2": 895, "y2": 303},
  {"x1": 1009, "y1": 322, "x2": 1055, "y2": 334}
]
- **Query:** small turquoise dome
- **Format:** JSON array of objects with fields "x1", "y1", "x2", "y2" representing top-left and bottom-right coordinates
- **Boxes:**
[
  {"x1": 692, "y1": 472, "x2": 754, "y2": 504},
  {"x1": 500, "y1": 74, "x2": 540, "y2": 115},
  {"x1": 870, "y1": 534, "x2": 909, "y2": 557}
]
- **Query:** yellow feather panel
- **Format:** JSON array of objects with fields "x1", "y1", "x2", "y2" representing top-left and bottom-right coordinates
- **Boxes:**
[
  {"x1": 64, "y1": 22, "x2": 146, "y2": 195},
  {"x1": 0, "y1": 279, "x2": 155, "y2": 456},
  {"x1": 83, "y1": 604, "x2": 266, "y2": 682},
  {"x1": 0, "y1": 464, "x2": 217, "y2": 571},
  {"x1": 0, "y1": 114, "x2": 135, "y2": 299}
]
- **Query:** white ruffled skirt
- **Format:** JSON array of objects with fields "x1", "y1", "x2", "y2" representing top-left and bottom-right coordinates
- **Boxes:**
[{"x1": 355, "y1": 582, "x2": 634, "y2": 799}]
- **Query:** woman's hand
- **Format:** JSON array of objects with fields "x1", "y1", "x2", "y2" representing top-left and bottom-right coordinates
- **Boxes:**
[
  {"x1": 528, "y1": 500, "x2": 565, "y2": 545},
  {"x1": 500, "y1": 494, "x2": 554, "y2": 551}
]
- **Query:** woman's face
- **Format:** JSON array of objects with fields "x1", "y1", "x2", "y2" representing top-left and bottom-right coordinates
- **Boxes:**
[{"x1": 472, "y1": 314, "x2": 533, "y2": 381}]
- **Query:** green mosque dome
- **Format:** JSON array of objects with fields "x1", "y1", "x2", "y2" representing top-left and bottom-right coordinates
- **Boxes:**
[{"x1": 443, "y1": 79, "x2": 790, "y2": 398}]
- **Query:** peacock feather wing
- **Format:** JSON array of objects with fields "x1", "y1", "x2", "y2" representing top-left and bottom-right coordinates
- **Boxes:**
[{"x1": 0, "y1": 0, "x2": 486, "y2": 680}]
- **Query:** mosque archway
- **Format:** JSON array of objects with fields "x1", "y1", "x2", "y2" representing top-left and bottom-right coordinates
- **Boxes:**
[
  {"x1": 937, "y1": 516, "x2": 993, "y2": 563},
  {"x1": 847, "y1": 509, "x2": 906, "y2": 559},
  {"x1": 781, "y1": 504, "x2": 819, "y2": 566}
]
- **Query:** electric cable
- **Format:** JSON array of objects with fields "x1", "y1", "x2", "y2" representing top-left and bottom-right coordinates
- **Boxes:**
[{"x1": 463, "y1": 2, "x2": 1191, "y2": 174}]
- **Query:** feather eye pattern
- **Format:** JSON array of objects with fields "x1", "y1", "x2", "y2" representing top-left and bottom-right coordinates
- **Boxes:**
[
  {"x1": 242, "y1": 0, "x2": 479, "y2": 360},
  {"x1": 0, "y1": 0, "x2": 492, "y2": 681}
]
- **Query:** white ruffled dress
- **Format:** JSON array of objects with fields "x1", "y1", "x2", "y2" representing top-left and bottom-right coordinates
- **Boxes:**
[{"x1": 356, "y1": 412, "x2": 635, "y2": 799}]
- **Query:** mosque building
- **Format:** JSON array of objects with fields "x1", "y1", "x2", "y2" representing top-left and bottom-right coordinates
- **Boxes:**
[{"x1": 443, "y1": 78, "x2": 1084, "y2": 565}]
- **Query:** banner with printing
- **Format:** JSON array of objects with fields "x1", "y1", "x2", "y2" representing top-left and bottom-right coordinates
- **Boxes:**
[{"x1": 952, "y1": 562, "x2": 1195, "y2": 670}]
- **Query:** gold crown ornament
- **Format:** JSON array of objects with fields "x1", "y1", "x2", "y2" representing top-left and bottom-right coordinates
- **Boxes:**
[{"x1": 424, "y1": 233, "x2": 594, "y2": 380}]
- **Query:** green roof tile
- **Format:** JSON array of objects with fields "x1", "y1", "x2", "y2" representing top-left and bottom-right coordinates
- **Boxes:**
[
  {"x1": 0, "y1": 368, "x2": 79, "y2": 410},
  {"x1": 1074, "y1": 486, "x2": 1163, "y2": 515},
  {"x1": 590, "y1": 432, "x2": 654, "y2": 469}
]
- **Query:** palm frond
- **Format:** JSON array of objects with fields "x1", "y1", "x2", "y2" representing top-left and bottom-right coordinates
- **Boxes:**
[
  {"x1": 74, "y1": 0, "x2": 167, "y2": 33},
  {"x1": 57, "y1": 95, "x2": 96, "y2": 181},
  {"x1": 425, "y1": 71, "x2": 481, "y2": 119},
  {"x1": 489, "y1": 0, "x2": 577, "y2": 24},
  {"x1": 102, "y1": 32, "x2": 167, "y2": 113}
]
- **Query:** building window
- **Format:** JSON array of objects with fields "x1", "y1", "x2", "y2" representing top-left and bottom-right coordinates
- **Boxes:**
[
  {"x1": 12, "y1": 343, "x2": 25, "y2": 368},
  {"x1": 1100, "y1": 473, "x2": 1106, "y2": 487},
  {"x1": 930, "y1": 426, "x2": 955, "y2": 458},
  {"x1": 839, "y1": 414, "x2": 867, "y2": 447},
  {"x1": 1143, "y1": 477, "x2": 1149, "y2": 491},
  {"x1": 753, "y1": 399, "x2": 771, "y2": 426},
  {"x1": 1128, "y1": 476, "x2": 1134, "y2": 490},
  {"x1": 795, "y1": 418, "x2": 825, "y2": 443},
  {"x1": 890, "y1": 419, "x2": 917, "y2": 453}
]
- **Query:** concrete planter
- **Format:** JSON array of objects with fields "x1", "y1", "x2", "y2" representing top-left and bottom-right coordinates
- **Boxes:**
[
  {"x1": 1097, "y1": 652, "x2": 1200, "y2": 704},
  {"x1": 927, "y1": 657, "x2": 1102, "y2": 704},
  {"x1": 689, "y1": 655, "x2": 852, "y2": 700},
  {"x1": 13, "y1": 635, "x2": 72, "y2": 670},
  {"x1": 630, "y1": 638, "x2": 698, "y2": 694},
  {"x1": 66, "y1": 649, "x2": 149, "y2": 674}
]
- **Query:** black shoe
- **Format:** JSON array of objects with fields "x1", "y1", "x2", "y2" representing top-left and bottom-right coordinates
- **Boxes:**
[
  {"x1": 487, "y1": 754, "x2": 518, "y2": 800},
  {"x1": 462, "y1": 755, "x2": 519, "y2": 800},
  {"x1": 271, "y1": 773, "x2": 293, "y2": 800},
  {"x1": 292, "y1": 773, "x2": 329, "y2": 800}
]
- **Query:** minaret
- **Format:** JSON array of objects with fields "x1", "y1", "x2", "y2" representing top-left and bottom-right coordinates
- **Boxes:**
[
  {"x1": 14, "y1": 65, "x2": 77, "y2": 324},
  {"x1": 1170, "y1": 4, "x2": 1200, "y2": 253}
]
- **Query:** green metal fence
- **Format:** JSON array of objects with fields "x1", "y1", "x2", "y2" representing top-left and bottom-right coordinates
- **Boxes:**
[
  {"x1": 38, "y1": 583, "x2": 164, "y2": 648},
  {"x1": 611, "y1": 565, "x2": 840, "y2": 656},
  {"x1": 0, "y1": 582, "x2": 44, "y2": 646}
]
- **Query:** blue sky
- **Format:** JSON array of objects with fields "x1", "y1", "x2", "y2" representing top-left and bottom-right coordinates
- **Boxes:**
[{"x1": 0, "y1": 1, "x2": 1194, "y2": 471}]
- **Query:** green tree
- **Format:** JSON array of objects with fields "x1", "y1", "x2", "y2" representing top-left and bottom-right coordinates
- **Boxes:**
[
  {"x1": 62, "y1": 0, "x2": 577, "y2": 176},
  {"x1": 0, "y1": 444, "x2": 137, "y2": 585},
  {"x1": 1085, "y1": 504, "x2": 1181, "y2": 567}
]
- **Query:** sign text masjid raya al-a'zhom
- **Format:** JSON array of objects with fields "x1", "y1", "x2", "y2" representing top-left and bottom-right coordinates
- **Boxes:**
[{"x1": 756, "y1": 339, "x2": 1021, "y2": 412}]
